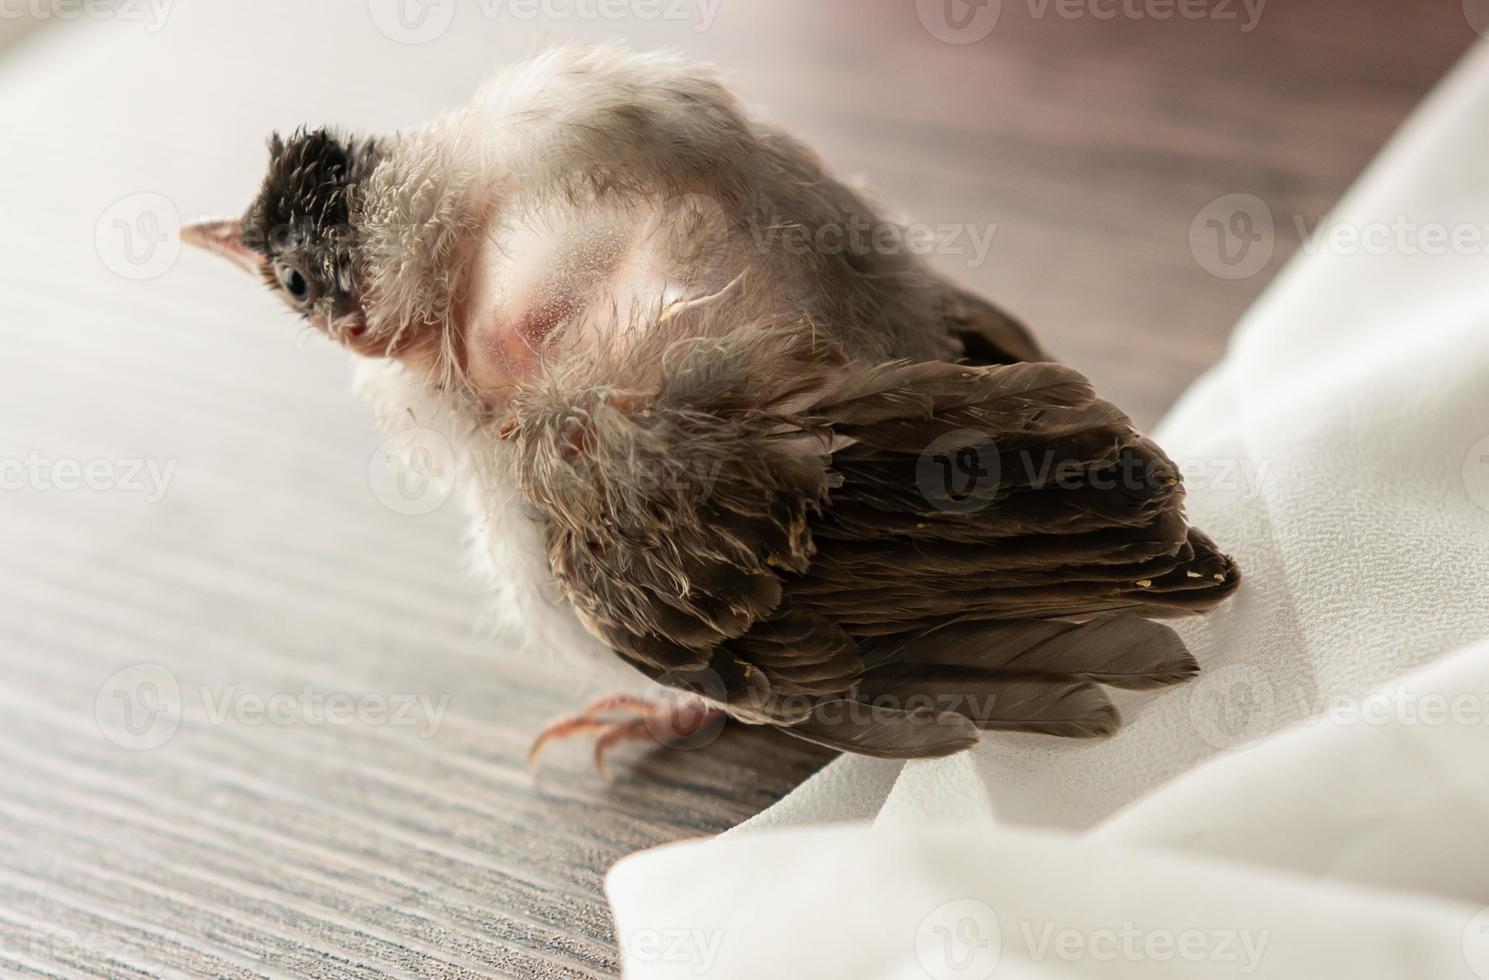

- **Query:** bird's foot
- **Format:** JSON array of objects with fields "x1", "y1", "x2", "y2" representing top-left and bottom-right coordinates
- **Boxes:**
[{"x1": 526, "y1": 693, "x2": 726, "y2": 777}]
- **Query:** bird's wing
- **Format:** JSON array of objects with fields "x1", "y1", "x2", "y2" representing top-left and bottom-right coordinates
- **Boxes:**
[
  {"x1": 508, "y1": 327, "x2": 1238, "y2": 755},
  {"x1": 787, "y1": 359, "x2": 1241, "y2": 635},
  {"x1": 507, "y1": 326, "x2": 858, "y2": 724}
]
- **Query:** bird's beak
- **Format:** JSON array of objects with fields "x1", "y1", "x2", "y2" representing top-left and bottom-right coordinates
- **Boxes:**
[{"x1": 180, "y1": 216, "x2": 260, "y2": 275}]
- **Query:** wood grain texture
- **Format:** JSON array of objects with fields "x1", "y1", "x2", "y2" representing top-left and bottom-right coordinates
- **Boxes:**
[{"x1": 0, "y1": 0, "x2": 1471, "y2": 976}]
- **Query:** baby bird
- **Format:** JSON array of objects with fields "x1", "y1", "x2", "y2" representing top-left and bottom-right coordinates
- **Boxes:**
[{"x1": 184, "y1": 44, "x2": 1239, "y2": 768}]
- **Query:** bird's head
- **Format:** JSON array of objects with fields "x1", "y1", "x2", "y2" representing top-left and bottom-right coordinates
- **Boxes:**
[{"x1": 183, "y1": 128, "x2": 384, "y2": 354}]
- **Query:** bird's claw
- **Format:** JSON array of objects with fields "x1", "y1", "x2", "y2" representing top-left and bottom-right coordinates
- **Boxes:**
[{"x1": 527, "y1": 693, "x2": 724, "y2": 777}]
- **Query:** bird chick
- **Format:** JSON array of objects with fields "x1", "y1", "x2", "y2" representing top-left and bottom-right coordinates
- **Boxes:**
[{"x1": 184, "y1": 43, "x2": 1240, "y2": 767}]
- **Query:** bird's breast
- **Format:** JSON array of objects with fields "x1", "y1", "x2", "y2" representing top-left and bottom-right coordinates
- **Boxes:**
[{"x1": 456, "y1": 196, "x2": 704, "y2": 402}]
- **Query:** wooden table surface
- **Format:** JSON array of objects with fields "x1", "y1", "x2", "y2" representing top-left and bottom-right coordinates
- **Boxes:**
[{"x1": 0, "y1": 1, "x2": 1472, "y2": 976}]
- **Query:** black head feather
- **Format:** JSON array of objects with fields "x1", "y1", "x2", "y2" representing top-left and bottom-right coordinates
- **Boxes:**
[{"x1": 241, "y1": 127, "x2": 382, "y2": 324}]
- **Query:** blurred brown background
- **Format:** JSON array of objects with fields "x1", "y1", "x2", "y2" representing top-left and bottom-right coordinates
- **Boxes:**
[{"x1": 729, "y1": 0, "x2": 1476, "y2": 426}]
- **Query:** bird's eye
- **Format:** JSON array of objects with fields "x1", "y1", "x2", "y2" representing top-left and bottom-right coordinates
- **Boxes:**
[{"x1": 277, "y1": 264, "x2": 310, "y2": 303}]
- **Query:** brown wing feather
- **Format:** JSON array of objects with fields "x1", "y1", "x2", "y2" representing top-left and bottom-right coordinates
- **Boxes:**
[
  {"x1": 511, "y1": 326, "x2": 1239, "y2": 758},
  {"x1": 782, "y1": 703, "x2": 981, "y2": 759},
  {"x1": 788, "y1": 362, "x2": 1240, "y2": 636}
]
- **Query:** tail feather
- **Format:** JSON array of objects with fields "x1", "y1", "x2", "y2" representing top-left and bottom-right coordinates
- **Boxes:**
[
  {"x1": 852, "y1": 673, "x2": 1120, "y2": 738},
  {"x1": 782, "y1": 702, "x2": 979, "y2": 759},
  {"x1": 785, "y1": 616, "x2": 1202, "y2": 749},
  {"x1": 863, "y1": 617, "x2": 1197, "y2": 689}
]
